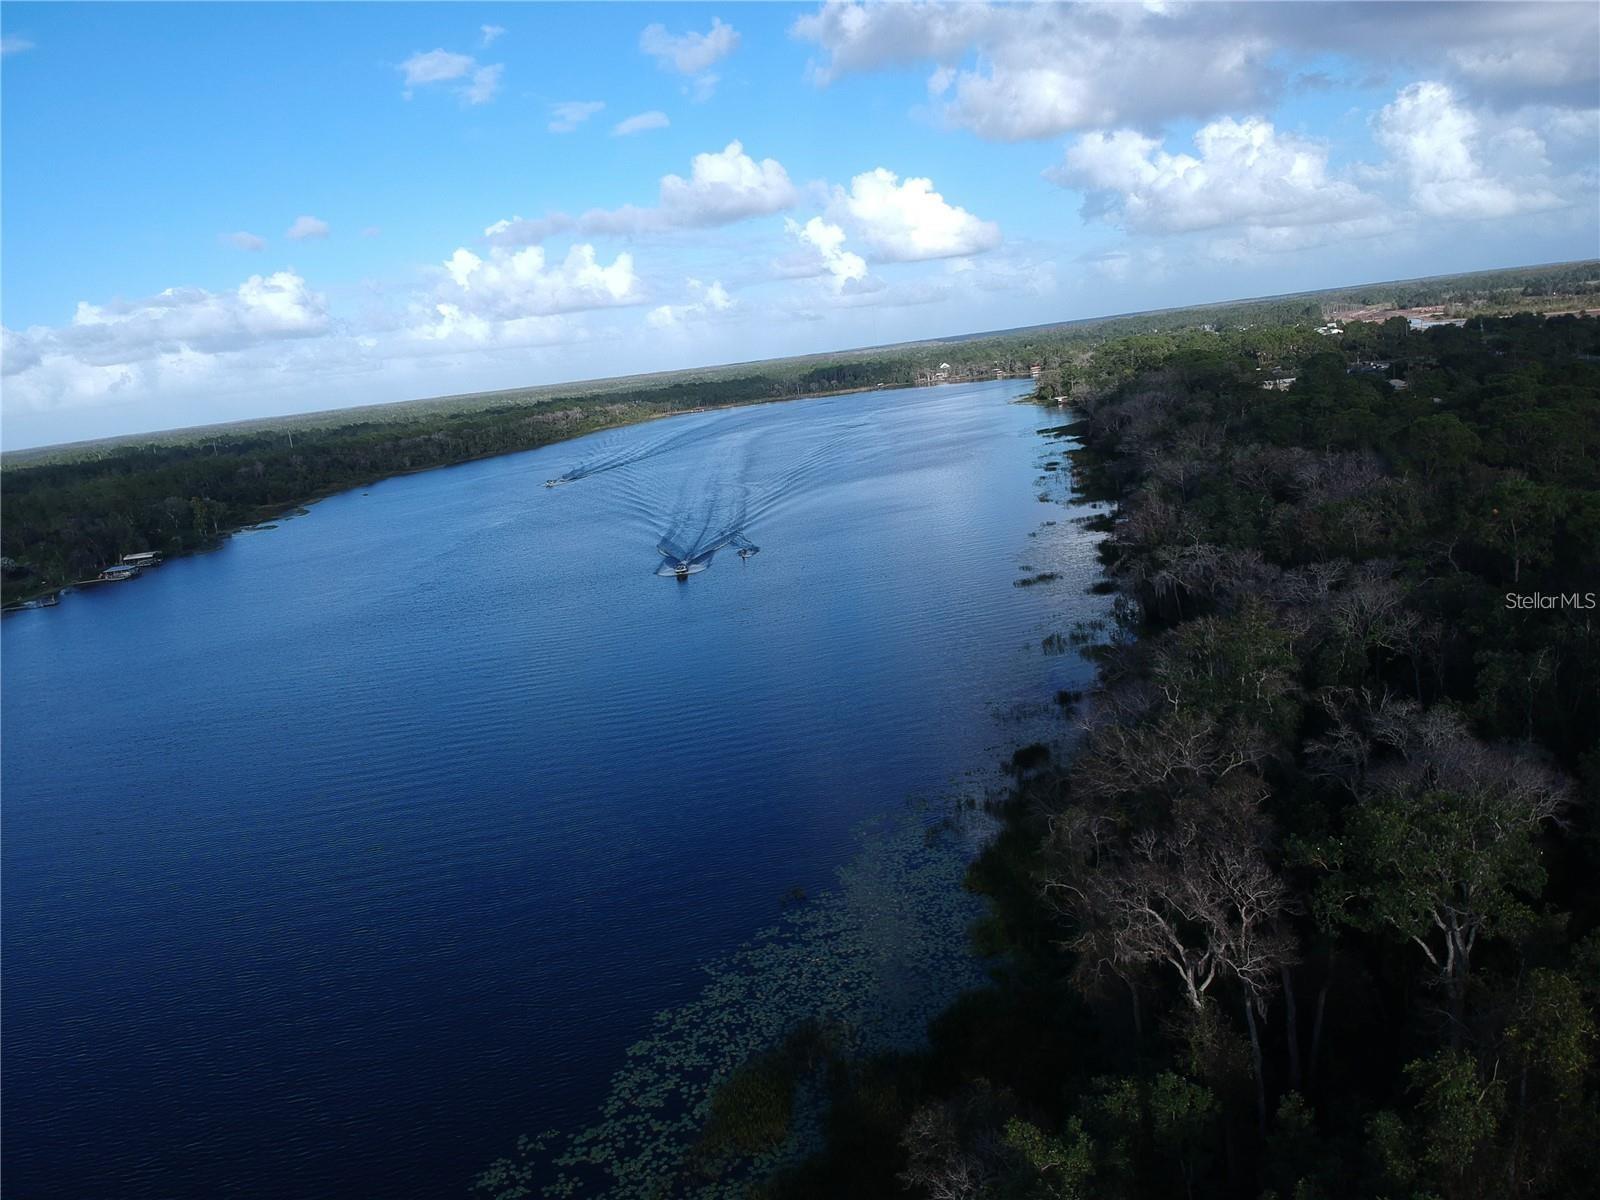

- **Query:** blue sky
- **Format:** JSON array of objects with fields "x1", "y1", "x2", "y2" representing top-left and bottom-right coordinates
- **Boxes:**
[{"x1": 2, "y1": 2, "x2": 1596, "y2": 448}]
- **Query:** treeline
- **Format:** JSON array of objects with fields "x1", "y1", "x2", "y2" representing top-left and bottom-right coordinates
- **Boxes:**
[
  {"x1": 0, "y1": 309, "x2": 1313, "y2": 605},
  {"x1": 0, "y1": 371, "x2": 886, "y2": 603},
  {"x1": 748, "y1": 314, "x2": 1600, "y2": 1199},
  {"x1": 1323, "y1": 260, "x2": 1600, "y2": 311},
  {"x1": 7, "y1": 263, "x2": 1593, "y2": 607}
]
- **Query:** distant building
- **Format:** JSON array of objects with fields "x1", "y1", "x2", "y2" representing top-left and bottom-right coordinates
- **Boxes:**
[
  {"x1": 121, "y1": 551, "x2": 163, "y2": 567},
  {"x1": 1029, "y1": 363, "x2": 1042, "y2": 379},
  {"x1": 1260, "y1": 376, "x2": 1297, "y2": 392},
  {"x1": 1315, "y1": 324, "x2": 1344, "y2": 336},
  {"x1": 99, "y1": 564, "x2": 141, "y2": 582}
]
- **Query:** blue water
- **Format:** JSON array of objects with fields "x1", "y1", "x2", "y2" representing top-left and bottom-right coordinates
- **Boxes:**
[{"x1": 1, "y1": 381, "x2": 1105, "y2": 1198}]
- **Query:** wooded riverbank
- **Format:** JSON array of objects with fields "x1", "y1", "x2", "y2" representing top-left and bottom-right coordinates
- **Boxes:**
[{"x1": 722, "y1": 311, "x2": 1600, "y2": 1199}]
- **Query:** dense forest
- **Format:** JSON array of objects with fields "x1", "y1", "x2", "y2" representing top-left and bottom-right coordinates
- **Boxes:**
[
  {"x1": 703, "y1": 313, "x2": 1600, "y2": 1199},
  {"x1": 5, "y1": 262, "x2": 1592, "y2": 606}
]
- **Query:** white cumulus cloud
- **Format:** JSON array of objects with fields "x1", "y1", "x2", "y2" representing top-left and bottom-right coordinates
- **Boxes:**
[
  {"x1": 785, "y1": 217, "x2": 869, "y2": 293},
  {"x1": 221, "y1": 231, "x2": 266, "y2": 252},
  {"x1": 1053, "y1": 117, "x2": 1377, "y2": 236},
  {"x1": 647, "y1": 278, "x2": 735, "y2": 328},
  {"x1": 658, "y1": 141, "x2": 797, "y2": 225},
  {"x1": 483, "y1": 142, "x2": 796, "y2": 244},
  {"x1": 480, "y1": 24, "x2": 505, "y2": 47},
  {"x1": 6, "y1": 271, "x2": 331, "y2": 380},
  {"x1": 1374, "y1": 81, "x2": 1566, "y2": 220},
  {"x1": 437, "y1": 244, "x2": 641, "y2": 319},
  {"x1": 829, "y1": 168, "x2": 1000, "y2": 261}
]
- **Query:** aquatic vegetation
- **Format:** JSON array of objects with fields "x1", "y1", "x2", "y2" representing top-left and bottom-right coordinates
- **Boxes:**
[{"x1": 472, "y1": 809, "x2": 992, "y2": 1198}]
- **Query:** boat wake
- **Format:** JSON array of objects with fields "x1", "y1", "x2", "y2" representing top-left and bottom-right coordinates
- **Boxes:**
[
  {"x1": 544, "y1": 420, "x2": 729, "y2": 488},
  {"x1": 548, "y1": 402, "x2": 867, "y2": 577},
  {"x1": 647, "y1": 420, "x2": 855, "y2": 578}
]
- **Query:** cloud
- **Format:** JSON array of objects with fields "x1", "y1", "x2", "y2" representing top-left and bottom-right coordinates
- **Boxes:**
[
  {"x1": 361, "y1": 226, "x2": 382, "y2": 238},
  {"x1": 6, "y1": 272, "x2": 331, "y2": 378},
  {"x1": 549, "y1": 100, "x2": 605, "y2": 133},
  {"x1": 640, "y1": 17, "x2": 739, "y2": 74},
  {"x1": 398, "y1": 48, "x2": 503, "y2": 105},
  {"x1": 1, "y1": 35, "x2": 34, "y2": 56},
  {"x1": 1049, "y1": 82, "x2": 1582, "y2": 258},
  {"x1": 480, "y1": 24, "x2": 505, "y2": 47},
  {"x1": 641, "y1": 17, "x2": 738, "y2": 101},
  {"x1": 1374, "y1": 81, "x2": 1566, "y2": 220},
  {"x1": 400, "y1": 48, "x2": 475, "y2": 87},
  {"x1": 1052, "y1": 117, "x2": 1377, "y2": 236},
  {"x1": 2, "y1": 326, "x2": 42, "y2": 376},
  {"x1": 463, "y1": 64, "x2": 503, "y2": 106},
  {"x1": 828, "y1": 167, "x2": 1000, "y2": 261},
  {"x1": 793, "y1": 2, "x2": 1277, "y2": 140},
  {"x1": 1275, "y1": 3, "x2": 1599, "y2": 110},
  {"x1": 286, "y1": 215, "x2": 330, "y2": 241},
  {"x1": 534, "y1": 141, "x2": 796, "y2": 237},
  {"x1": 791, "y1": 1, "x2": 1600, "y2": 139},
  {"x1": 436, "y1": 244, "x2": 641, "y2": 319},
  {"x1": 944, "y1": 251, "x2": 1056, "y2": 297},
  {"x1": 221, "y1": 231, "x2": 266, "y2": 252},
  {"x1": 647, "y1": 278, "x2": 735, "y2": 328},
  {"x1": 656, "y1": 141, "x2": 797, "y2": 225},
  {"x1": 613, "y1": 110, "x2": 671, "y2": 137},
  {"x1": 2, "y1": 272, "x2": 338, "y2": 425},
  {"x1": 784, "y1": 217, "x2": 868, "y2": 293},
  {"x1": 0, "y1": 242, "x2": 633, "y2": 426},
  {"x1": 483, "y1": 214, "x2": 577, "y2": 248}
]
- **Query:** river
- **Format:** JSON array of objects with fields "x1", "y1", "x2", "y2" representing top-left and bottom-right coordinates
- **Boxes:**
[{"x1": 1, "y1": 380, "x2": 1110, "y2": 1197}]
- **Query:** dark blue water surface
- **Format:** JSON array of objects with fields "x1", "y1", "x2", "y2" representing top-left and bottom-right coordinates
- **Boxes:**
[{"x1": 2, "y1": 381, "x2": 1105, "y2": 1198}]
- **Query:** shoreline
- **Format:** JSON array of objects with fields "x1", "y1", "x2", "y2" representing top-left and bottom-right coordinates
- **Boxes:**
[{"x1": 5, "y1": 378, "x2": 1038, "y2": 613}]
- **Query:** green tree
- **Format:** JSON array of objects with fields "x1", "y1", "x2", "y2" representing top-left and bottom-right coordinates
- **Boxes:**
[{"x1": 1315, "y1": 728, "x2": 1569, "y2": 1044}]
